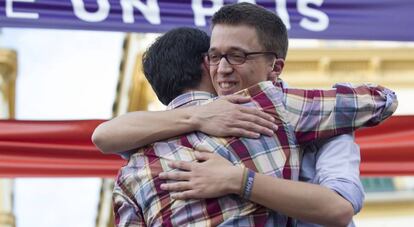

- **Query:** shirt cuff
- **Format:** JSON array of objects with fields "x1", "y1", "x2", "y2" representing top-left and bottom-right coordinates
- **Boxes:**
[{"x1": 322, "y1": 178, "x2": 365, "y2": 214}]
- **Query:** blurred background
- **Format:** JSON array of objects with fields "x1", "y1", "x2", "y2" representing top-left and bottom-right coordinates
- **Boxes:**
[{"x1": 1, "y1": 1, "x2": 414, "y2": 226}]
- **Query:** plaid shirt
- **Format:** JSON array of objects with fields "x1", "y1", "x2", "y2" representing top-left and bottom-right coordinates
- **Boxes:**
[{"x1": 113, "y1": 80, "x2": 397, "y2": 227}]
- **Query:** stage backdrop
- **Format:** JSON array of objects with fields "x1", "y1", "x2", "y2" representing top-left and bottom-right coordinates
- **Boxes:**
[
  {"x1": 0, "y1": 116, "x2": 413, "y2": 177},
  {"x1": 1, "y1": 0, "x2": 413, "y2": 41}
]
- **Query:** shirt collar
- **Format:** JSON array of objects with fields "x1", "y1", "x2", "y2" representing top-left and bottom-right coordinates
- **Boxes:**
[{"x1": 167, "y1": 91, "x2": 216, "y2": 110}]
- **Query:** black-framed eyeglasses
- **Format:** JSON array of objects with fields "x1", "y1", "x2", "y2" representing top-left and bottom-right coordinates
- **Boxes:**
[{"x1": 206, "y1": 51, "x2": 278, "y2": 66}]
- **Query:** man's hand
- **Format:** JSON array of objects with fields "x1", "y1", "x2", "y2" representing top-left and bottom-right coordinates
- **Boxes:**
[
  {"x1": 191, "y1": 95, "x2": 278, "y2": 138},
  {"x1": 159, "y1": 151, "x2": 243, "y2": 199}
]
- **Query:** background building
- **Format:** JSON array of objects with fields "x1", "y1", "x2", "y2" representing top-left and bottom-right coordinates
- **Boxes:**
[{"x1": 0, "y1": 40, "x2": 17, "y2": 227}]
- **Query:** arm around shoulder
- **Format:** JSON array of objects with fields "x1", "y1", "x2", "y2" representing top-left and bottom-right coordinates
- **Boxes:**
[
  {"x1": 92, "y1": 108, "x2": 199, "y2": 154},
  {"x1": 92, "y1": 96, "x2": 278, "y2": 154}
]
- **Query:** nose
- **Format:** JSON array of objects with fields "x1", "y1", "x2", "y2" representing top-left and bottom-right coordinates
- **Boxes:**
[{"x1": 217, "y1": 57, "x2": 233, "y2": 75}]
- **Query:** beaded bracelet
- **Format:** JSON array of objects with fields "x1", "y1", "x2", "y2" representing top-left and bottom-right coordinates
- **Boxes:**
[{"x1": 241, "y1": 168, "x2": 255, "y2": 199}]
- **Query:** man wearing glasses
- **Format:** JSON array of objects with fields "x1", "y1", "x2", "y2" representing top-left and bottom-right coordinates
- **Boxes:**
[{"x1": 94, "y1": 3, "x2": 397, "y2": 227}]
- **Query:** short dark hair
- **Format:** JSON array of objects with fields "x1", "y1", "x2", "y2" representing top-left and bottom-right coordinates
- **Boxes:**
[
  {"x1": 142, "y1": 27, "x2": 210, "y2": 105},
  {"x1": 212, "y1": 2, "x2": 288, "y2": 59}
]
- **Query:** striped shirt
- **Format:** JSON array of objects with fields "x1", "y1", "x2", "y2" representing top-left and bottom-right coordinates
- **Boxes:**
[{"x1": 113, "y1": 80, "x2": 397, "y2": 227}]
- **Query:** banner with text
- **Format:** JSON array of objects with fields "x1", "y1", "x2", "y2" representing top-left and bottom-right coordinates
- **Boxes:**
[{"x1": 0, "y1": 0, "x2": 413, "y2": 41}]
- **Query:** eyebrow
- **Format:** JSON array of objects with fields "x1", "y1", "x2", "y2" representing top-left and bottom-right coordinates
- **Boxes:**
[{"x1": 208, "y1": 46, "x2": 250, "y2": 53}]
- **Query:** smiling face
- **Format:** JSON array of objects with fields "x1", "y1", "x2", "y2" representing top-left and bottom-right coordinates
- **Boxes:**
[{"x1": 209, "y1": 24, "x2": 276, "y2": 96}]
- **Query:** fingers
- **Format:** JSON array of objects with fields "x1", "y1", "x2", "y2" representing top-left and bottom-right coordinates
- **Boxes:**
[
  {"x1": 196, "y1": 96, "x2": 278, "y2": 139},
  {"x1": 194, "y1": 151, "x2": 212, "y2": 161},
  {"x1": 160, "y1": 182, "x2": 192, "y2": 192},
  {"x1": 167, "y1": 160, "x2": 193, "y2": 171},
  {"x1": 221, "y1": 95, "x2": 276, "y2": 126},
  {"x1": 239, "y1": 106, "x2": 275, "y2": 124},
  {"x1": 227, "y1": 116, "x2": 276, "y2": 137},
  {"x1": 226, "y1": 128, "x2": 260, "y2": 139},
  {"x1": 159, "y1": 171, "x2": 191, "y2": 181},
  {"x1": 224, "y1": 113, "x2": 278, "y2": 138},
  {"x1": 235, "y1": 120, "x2": 275, "y2": 137}
]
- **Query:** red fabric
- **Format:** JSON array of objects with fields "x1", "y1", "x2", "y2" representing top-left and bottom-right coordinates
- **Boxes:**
[
  {"x1": 0, "y1": 116, "x2": 413, "y2": 177},
  {"x1": 356, "y1": 115, "x2": 414, "y2": 176},
  {"x1": 0, "y1": 120, "x2": 124, "y2": 177}
]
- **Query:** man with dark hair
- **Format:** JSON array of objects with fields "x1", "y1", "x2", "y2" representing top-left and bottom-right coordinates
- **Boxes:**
[
  {"x1": 97, "y1": 3, "x2": 397, "y2": 227},
  {"x1": 142, "y1": 27, "x2": 211, "y2": 105}
]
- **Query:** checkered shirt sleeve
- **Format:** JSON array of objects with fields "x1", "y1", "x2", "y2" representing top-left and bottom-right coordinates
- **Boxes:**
[{"x1": 279, "y1": 82, "x2": 398, "y2": 143}]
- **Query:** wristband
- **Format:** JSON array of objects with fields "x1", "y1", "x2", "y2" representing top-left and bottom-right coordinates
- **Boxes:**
[
  {"x1": 240, "y1": 167, "x2": 248, "y2": 196},
  {"x1": 241, "y1": 168, "x2": 255, "y2": 199}
]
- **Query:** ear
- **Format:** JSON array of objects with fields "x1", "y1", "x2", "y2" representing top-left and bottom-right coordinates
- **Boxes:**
[
  {"x1": 199, "y1": 60, "x2": 216, "y2": 95},
  {"x1": 201, "y1": 56, "x2": 209, "y2": 74},
  {"x1": 267, "y1": 58, "x2": 285, "y2": 81},
  {"x1": 203, "y1": 55, "x2": 209, "y2": 70},
  {"x1": 201, "y1": 57, "x2": 212, "y2": 80}
]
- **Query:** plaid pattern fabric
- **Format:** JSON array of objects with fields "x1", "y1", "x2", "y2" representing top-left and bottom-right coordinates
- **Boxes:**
[{"x1": 113, "y1": 80, "x2": 397, "y2": 227}]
